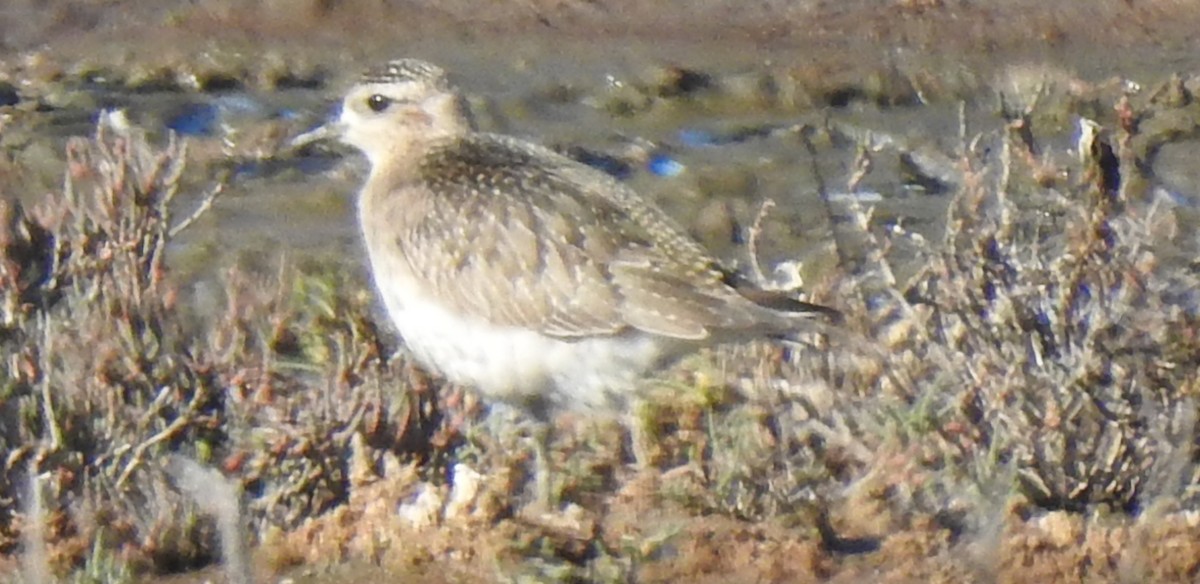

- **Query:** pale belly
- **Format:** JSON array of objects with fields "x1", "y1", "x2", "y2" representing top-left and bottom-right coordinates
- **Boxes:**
[{"x1": 385, "y1": 294, "x2": 670, "y2": 414}]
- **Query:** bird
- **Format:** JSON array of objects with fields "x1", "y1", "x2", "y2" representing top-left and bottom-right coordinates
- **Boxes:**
[{"x1": 291, "y1": 58, "x2": 839, "y2": 507}]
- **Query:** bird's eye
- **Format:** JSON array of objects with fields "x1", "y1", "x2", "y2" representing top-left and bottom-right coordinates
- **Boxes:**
[{"x1": 366, "y1": 94, "x2": 391, "y2": 112}]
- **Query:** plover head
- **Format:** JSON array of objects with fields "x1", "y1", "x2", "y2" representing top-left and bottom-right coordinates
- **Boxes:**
[{"x1": 293, "y1": 59, "x2": 472, "y2": 167}]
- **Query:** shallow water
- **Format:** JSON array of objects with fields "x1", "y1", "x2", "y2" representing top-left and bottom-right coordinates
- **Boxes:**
[{"x1": 3, "y1": 17, "x2": 1198, "y2": 292}]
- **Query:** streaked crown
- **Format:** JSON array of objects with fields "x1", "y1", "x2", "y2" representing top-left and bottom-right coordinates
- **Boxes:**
[{"x1": 361, "y1": 59, "x2": 451, "y2": 90}]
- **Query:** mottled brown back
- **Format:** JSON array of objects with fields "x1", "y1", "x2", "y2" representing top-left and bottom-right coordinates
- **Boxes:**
[{"x1": 375, "y1": 133, "x2": 817, "y2": 340}]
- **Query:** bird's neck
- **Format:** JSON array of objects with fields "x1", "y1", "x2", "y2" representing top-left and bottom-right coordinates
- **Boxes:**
[{"x1": 365, "y1": 129, "x2": 456, "y2": 184}]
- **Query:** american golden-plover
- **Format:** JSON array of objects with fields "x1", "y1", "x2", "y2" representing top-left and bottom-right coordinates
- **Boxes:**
[{"x1": 293, "y1": 58, "x2": 838, "y2": 506}]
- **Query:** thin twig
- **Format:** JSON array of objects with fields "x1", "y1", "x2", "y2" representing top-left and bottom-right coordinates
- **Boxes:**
[
  {"x1": 746, "y1": 198, "x2": 776, "y2": 287},
  {"x1": 169, "y1": 171, "x2": 229, "y2": 238},
  {"x1": 846, "y1": 141, "x2": 872, "y2": 194},
  {"x1": 38, "y1": 317, "x2": 63, "y2": 450},
  {"x1": 114, "y1": 413, "x2": 192, "y2": 488},
  {"x1": 799, "y1": 122, "x2": 854, "y2": 273},
  {"x1": 115, "y1": 386, "x2": 209, "y2": 488}
]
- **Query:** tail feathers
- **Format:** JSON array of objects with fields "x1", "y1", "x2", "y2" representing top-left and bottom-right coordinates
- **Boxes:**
[
  {"x1": 722, "y1": 269, "x2": 843, "y2": 324},
  {"x1": 735, "y1": 286, "x2": 844, "y2": 324},
  {"x1": 722, "y1": 272, "x2": 897, "y2": 384}
]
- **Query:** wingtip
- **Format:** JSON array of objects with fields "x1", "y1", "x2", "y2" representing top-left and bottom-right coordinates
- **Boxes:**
[{"x1": 792, "y1": 299, "x2": 844, "y2": 324}]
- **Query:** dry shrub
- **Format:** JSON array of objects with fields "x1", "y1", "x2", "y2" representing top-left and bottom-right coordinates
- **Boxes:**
[
  {"x1": 896, "y1": 140, "x2": 1199, "y2": 512},
  {"x1": 669, "y1": 99, "x2": 1200, "y2": 554},
  {"x1": 0, "y1": 113, "x2": 446, "y2": 575},
  {"x1": 757, "y1": 101, "x2": 1200, "y2": 539}
]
